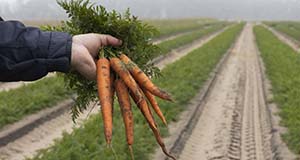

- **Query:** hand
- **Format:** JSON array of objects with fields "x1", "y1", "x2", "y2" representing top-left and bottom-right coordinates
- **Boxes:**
[{"x1": 71, "y1": 33, "x2": 122, "y2": 80}]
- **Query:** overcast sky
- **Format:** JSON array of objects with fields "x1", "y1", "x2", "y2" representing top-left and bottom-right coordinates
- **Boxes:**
[{"x1": 0, "y1": 0, "x2": 300, "y2": 20}]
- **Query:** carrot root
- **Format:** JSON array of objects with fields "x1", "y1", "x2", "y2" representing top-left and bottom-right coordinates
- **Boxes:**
[
  {"x1": 97, "y1": 58, "x2": 113, "y2": 145},
  {"x1": 143, "y1": 88, "x2": 168, "y2": 126},
  {"x1": 120, "y1": 54, "x2": 173, "y2": 101},
  {"x1": 110, "y1": 57, "x2": 144, "y2": 102},
  {"x1": 115, "y1": 79, "x2": 134, "y2": 146}
]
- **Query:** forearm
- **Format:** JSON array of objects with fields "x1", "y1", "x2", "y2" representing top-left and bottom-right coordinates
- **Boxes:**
[{"x1": 0, "y1": 21, "x2": 72, "y2": 82}]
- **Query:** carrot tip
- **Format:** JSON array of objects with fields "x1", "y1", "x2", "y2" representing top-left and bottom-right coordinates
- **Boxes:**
[
  {"x1": 167, "y1": 97, "x2": 175, "y2": 102},
  {"x1": 128, "y1": 145, "x2": 135, "y2": 160},
  {"x1": 106, "y1": 143, "x2": 112, "y2": 149},
  {"x1": 162, "y1": 148, "x2": 176, "y2": 160},
  {"x1": 163, "y1": 119, "x2": 168, "y2": 126}
]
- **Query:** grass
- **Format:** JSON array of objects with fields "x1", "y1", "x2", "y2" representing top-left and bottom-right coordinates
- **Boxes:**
[
  {"x1": 254, "y1": 25, "x2": 300, "y2": 154},
  {"x1": 146, "y1": 18, "x2": 218, "y2": 38},
  {"x1": 0, "y1": 76, "x2": 71, "y2": 128},
  {"x1": 154, "y1": 22, "x2": 228, "y2": 58},
  {"x1": 264, "y1": 21, "x2": 300, "y2": 43},
  {"x1": 28, "y1": 23, "x2": 244, "y2": 160}
]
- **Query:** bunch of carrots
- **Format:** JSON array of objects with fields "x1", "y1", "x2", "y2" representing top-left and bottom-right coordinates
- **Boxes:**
[{"x1": 96, "y1": 49, "x2": 176, "y2": 160}]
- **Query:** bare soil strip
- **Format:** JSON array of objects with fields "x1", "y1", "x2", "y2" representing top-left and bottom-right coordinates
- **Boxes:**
[
  {"x1": 0, "y1": 26, "x2": 227, "y2": 160},
  {"x1": 167, "y1": 24, "x2": 274, "y2": 160},
  {"x1": 263, "y1": 24, "x2": 300, "y2": 52}
]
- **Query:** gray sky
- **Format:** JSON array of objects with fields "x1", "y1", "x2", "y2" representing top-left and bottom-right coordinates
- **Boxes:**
[{"x1": 0, "y1": 0, "x2": 300, "y2": 20}]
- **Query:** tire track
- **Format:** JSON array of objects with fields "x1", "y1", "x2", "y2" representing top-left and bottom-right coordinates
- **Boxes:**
[{"x1": 178, "y1": 23, "x2": 273, "y2": 160}]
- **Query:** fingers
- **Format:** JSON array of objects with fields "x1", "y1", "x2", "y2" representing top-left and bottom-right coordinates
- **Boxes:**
[
  {"x1": 98, "y1": 34, "x2": 122, "y2": 47},
  {"x1": 71, "y1": 33, "x2": 122, "y2": 80}
]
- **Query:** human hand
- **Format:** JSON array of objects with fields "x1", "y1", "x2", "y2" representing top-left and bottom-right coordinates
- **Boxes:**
[{"x1": 71, "y1": 33, "x2": 122, "y2": 80}]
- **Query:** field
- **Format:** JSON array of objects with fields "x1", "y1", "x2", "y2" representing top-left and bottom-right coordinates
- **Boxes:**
[
  {"x1": 28, "y1": 23, "x2": 244, "y2": 160},
  {"x1": 1, "y1": 16, "x2": 300, "y2": 160}
]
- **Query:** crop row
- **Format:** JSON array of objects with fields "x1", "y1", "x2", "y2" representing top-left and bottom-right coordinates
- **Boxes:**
[{"x1": 254, "y1": 26, "x2": 300, "y2": 154}]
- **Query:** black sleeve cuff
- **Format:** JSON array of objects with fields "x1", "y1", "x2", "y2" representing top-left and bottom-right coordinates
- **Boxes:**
[{"x1": 39, "y1": 31, "x2": 72, "y2": 73}]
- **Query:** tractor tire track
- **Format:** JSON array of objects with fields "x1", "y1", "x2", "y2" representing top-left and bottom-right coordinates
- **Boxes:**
[{"x1": 177, "y1": 23, "x2": 274, "y2": 160}]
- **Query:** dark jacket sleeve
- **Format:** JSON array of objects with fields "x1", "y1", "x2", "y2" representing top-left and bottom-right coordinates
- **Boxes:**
[{"x1": 0, "y1": 20, "x2": 72, "y2": 82}]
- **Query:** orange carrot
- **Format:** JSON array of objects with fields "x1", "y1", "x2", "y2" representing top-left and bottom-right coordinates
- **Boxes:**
[
  {"x1": 119, "y1": 54, "x2": 173, "y2": 101},
  {"x1": 129, "y1": 90, "x2": 157, "y2": 130},
  {"x1": 110, "y1": 57, "x2": 144, "y2": 102},
  {"x1": 110, "y1": 73, "x2": 115, "y2": 116},
  {"x1": 97, "y1": 58, "x2": 113, "y2": 145},
  {"x1": 115, "y1": 79, "x2": 134, "y2": 159},
  {"x1": 142, "y1": 88, "x2": 167, "y2": 126}
]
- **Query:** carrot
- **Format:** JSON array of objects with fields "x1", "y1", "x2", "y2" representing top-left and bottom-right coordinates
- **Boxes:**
[
  {"x1": 129, "y1": 90, "x2": 157, "y2": 130},
  {"x1": 119, "y1": 54, "x2": 173, "y2": 101},
  {"x1": 142, "y1": 88, "x2": 167, "y2": 126},
  {"x1": 97, "y1": 57, "x2": 113, "y2": 145},
  {"x1": 115, "y1": 79, "x2": 134, "y2": 159},
  {"x1": 110, "y1": 73, "x2": 115, "y2": 116},
  {"x1": 110, "y1": 57, "x2": 144, "y2": 103}
]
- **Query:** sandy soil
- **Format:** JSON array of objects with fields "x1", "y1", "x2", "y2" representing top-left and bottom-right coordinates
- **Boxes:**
[
  {"x1": 177, "y1": 24, "x2": 274, "y2": 160},
  {"x1": 0, "y1": 26, "x2": 227, "y2": 160}
]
